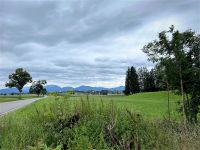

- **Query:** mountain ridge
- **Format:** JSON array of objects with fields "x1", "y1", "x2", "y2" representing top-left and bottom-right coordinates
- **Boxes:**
[{"x1": 0, "y1": 85, "x2": 125, "y2": 94}]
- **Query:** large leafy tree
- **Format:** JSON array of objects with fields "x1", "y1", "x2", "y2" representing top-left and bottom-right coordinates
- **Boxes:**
[
  {"x1": 143, "y1": 26, "x2": 200, "y2": 124},
  {"x1": 29, "y1": 80, "x2": 47, "y2": 96},
  {"x1": 5, "y1": 68, "x2": 32, "y2": 97}
]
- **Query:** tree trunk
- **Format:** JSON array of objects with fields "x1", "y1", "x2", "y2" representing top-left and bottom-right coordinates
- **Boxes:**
[
  {"x1": 19, "y1": 91, "x2": 22, "y2": 99},
  {"x1": 180, "y1": 71, "x2": 186, "y2": 125},
  {"x1": 167, "y1": 82, "x2": 170, "y2": 120},
  {"x1": 194, "y1": 114, "x2": 198, "y2": 123},
  {"x1": 186, "y1": 94, "x2": 191, "y2": 123}
]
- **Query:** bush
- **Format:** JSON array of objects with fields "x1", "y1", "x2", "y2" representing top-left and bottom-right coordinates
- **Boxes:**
[{"x1": 49, "y1": 92, "x2": 58, "y2": 97}]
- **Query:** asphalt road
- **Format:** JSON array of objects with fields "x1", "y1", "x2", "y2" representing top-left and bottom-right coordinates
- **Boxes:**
[{"x1": 0, "y1": 97, "x2": 44, "y2": 116}]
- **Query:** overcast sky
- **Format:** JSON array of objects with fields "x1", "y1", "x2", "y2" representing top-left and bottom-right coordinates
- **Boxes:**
[{"x1": 0, "y1": 0, "x2": 199, "y2": 88}]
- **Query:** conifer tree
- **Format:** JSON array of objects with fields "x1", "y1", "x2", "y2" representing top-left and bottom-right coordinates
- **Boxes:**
[
  {"x1": 130, "y1": 66, "x2": 140, "y2": 94},
  {"x1": 124, "y1": 66, "x2": 140, "y2": 95},
  {"x1": 124, "y1": 67, "x2": 131, "y2": 95}
]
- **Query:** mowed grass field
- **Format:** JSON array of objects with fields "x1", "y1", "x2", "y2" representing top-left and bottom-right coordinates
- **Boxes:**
[
  {"x1": 70, "y1": 91, "x2": 181, "y2": 119},
  {"x1": 0, "y1": 94, "x2": 43, "y2": 103}
]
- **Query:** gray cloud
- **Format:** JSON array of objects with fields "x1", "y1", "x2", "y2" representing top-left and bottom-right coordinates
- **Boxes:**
[{"x1": 0, "y1": 0, "x2": 199, "y2": 88}]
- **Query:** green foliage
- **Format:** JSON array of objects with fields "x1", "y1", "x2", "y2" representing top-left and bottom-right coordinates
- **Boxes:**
[
  {"x1": 137, "y1": 67, "x2": 158, "y2": 92},
  {"x1": 5, "y1": 68, "x2": 32, "y2": 96},
  {"x1": 27, "y1": 143, "x2": 61, "y2": 150},
  {"x1": 143, "y1": 25, "x2": 200, "y2": 123},
  {"x1": 124, "y1": 66, "x2": 140, "y2": 95},
  {"x1": 67, "y1": 89, "x2": 74, "y2": 95},
  {"x1": 124, "y1": 67, "x2": 131, "y2": 95},
  {"x1": 49, "y1": 92, "x2": 58, "y2": 97},
  {"x1": 30, "y1": 80, "x2": 47, "y2": 96},
  {"x1": 137, "y1": 67, "x2": 148, "y2": 91},
  {"x1": 63, "y1": 90, "x2": 74, "y2": 99},
  {"x1": 143, "y1": 69, "x2": 157, "y2": 92},
  {"x1": 130, "y1": 66, "x2": 140, "y2": 94}
]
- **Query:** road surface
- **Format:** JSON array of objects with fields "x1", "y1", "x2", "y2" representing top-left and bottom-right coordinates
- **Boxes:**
[{"x1": 0, "y1": 97, "x2": 45, "y2": 116}]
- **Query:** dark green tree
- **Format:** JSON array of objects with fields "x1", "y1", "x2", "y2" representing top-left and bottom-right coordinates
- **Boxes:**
[
  {"x1": 182, "y1": 33, "x2": 200, "y2": 123},
  {"x1": 138, "y1": 67, "x2": 157, "y2": 92},
  {"x1": 41, "y1": 88, "x2": 47, "y2": 95},
  {"x1": 124, "y1": 67, "x2": 131, "y2": 95},
  {"x1": 124, "y1": 66, "x2": 140, "y2": 95},
  {"x1": 129, "y1": 66, "x2": 140, "y2": 94},
  {"x1": 143, "y1": 69, "x2": 156, "y2": 92},
  {"x1": 29, "y1": 80, "x2": 47, "y2": 96},
  {"x1": 5, "y1": 68, "x2": 32, "y2": 98},
  {"x1": 137, "y1": 67, "x2": 148, "y2": 92}
]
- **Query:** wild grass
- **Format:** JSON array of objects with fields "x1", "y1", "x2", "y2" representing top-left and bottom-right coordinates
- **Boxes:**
[{"x1": 0, "y1": 93, "x2": 199, "y2": 150}]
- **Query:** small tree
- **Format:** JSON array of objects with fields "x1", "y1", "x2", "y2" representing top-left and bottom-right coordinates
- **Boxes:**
[
  {"x1": 29, "y1": 80, "x2": 47, "y2": 96},
  {"x1": 5, "y1": 68, "x2": 32, "y2": 98}
]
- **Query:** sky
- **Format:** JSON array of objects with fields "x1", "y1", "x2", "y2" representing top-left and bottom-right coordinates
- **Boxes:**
[{"x1": 0, "y1": 0, "x2": 200, "y2": 88}]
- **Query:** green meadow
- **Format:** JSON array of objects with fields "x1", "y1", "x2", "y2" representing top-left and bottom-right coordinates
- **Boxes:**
[
  {"x1": 1, "y1": 91, "x2": 199, "y2": 150},
  {"x1": 0, "y1": 94, "x2": 43, "y2": 103},
  {"x1": 74, "y1": 91, "x2": 181, "y2": 119}
]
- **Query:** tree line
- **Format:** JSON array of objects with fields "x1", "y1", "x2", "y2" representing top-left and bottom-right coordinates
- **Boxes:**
[{"x1": 124, "y1": 66, "x2": 158, "y2": 95}]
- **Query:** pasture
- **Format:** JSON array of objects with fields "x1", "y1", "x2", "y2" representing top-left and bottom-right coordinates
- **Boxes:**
[
  {"x1": 1, "y1": 91, "x2": 199, "y2": 149},
  {"x1": 70, "y1": 91, "x2": 181, "y2": 119}
]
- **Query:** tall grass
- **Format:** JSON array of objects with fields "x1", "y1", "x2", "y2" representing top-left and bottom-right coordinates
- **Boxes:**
[{"x1": 0, "y1": 95, "x2": 199, "y2": 150}]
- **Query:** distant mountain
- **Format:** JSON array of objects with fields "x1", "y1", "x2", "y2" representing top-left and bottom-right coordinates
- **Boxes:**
[
  {"x1": 110, "y1": 86, "x2": 125, "y2": 91},
  {"x1": 61, "y1": 87, "x2": 73, "y2": 92},
  {"x1": 74, "y1": 86, "x2": 108, "y2": 92},
  {"x1": 44, "y1": 85, "x2": 62, "y2": 92},
  {"x1": 74, "y1": 85, "x2": 124, "y2": 92},
  {"x1": 0, "y1": 88, "x2": 19, "y2": 94},
  {"x1": 22, "y1": 86, "x2": 30, "y2": 93},
  {"x1": 0, "y1": 85, "x2": 125, "y2": 94}
]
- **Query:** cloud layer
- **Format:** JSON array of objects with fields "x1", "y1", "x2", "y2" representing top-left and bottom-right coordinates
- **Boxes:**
[{"x1": 0, "y1": 0, "x2": 199, "y2": 88}]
